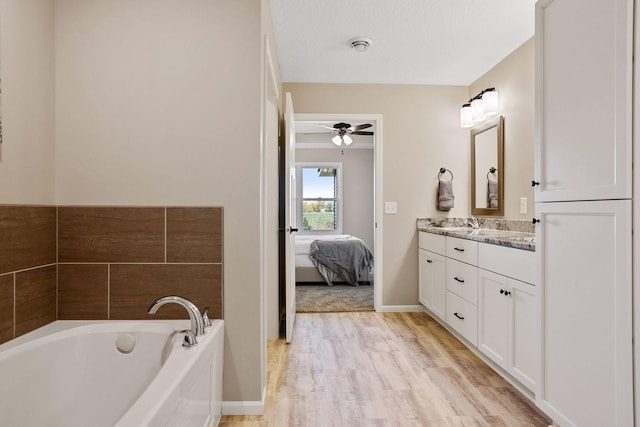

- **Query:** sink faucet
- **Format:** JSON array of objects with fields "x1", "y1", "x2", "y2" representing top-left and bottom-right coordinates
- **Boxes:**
[
  {"x1": 148, "y1": 296, "x2": 206, "y2": 342},
  {"x1": 466, "y1": 217, "x2": 480, "y2": 229}
]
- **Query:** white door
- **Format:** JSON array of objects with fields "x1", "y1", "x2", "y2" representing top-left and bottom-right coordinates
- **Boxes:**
[
  {"x1": 536, "y1": 199, "x2": 632, "y2": 427},
  {"x1": 284, "y1": 93, "x2": 297, "y2": 343}
]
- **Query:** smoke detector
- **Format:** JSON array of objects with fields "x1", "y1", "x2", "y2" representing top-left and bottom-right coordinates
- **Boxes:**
[{"x1": 349, "y1": 37, "x2": 372, "y2": 52}]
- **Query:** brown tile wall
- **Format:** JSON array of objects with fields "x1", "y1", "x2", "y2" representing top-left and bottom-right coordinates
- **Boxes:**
[
  {"x1": 0, "y1": 205, "x2": 223, "y2": 346},
  {"x1": 0, "y1": 206, "x2": 57, "y2": 345},
  {"x1": 57, "y1": 207, "x2": 224, "y2": 321}
]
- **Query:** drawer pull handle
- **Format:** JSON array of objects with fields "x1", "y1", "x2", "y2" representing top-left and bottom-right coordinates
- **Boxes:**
[
  {"x1": 454, "y1": 277, "x2": 464, "y2": 283},
  {"x1": 454, "y1": 312, "x2": 464, "y2": 320},
  {"x1": 426, "y1": 259, "x2": 433, "y2": 264},
  {"x1": 454, "y1": 247, "x2": 465, "y2": 252}
]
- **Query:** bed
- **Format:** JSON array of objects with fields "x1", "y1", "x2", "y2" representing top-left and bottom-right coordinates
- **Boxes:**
[{"x1": 295, "y1": 234, "x2": 373, "y2": 286}]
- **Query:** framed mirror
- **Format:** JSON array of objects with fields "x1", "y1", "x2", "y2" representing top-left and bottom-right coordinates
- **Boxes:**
[{"x1": 471, "y1": 116, "x2": 504, "y2": 216}]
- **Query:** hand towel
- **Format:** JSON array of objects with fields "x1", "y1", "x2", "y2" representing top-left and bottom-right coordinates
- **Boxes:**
[
  {"x1": 487, "y1": 177, "x2": 498, "y2": 208},
  {"x1": 438, "y1": 180, "x2": 454, "y2": 211}
]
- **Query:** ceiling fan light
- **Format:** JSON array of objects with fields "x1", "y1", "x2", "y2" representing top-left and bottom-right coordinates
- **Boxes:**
[
  {"x1": 331, "y1": 135, "x2": 342, "y2": 146},
  {"x1": 343, "y1": 134, "x2": 353, "y2": 145}
]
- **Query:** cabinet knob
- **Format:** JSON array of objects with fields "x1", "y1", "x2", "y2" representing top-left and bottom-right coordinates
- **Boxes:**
[
  {"x1": 454, "y1": 312, "x2": 464, "y2": 320},
  {"x1": 505, "y1": 291, "x2": 512, "y2": 296},
  {"x1": 532, "y1": 218, "x2": 540, "y2": 224},
  {"x1": 426, "y1": 259, "x2": 433, "y2": 264},
  {"x1": 500, "y1": 289, "x2": 505, "y2": 294},
  {"x1": 531, "y1": 180, "x2": 540, "y2": 187}
]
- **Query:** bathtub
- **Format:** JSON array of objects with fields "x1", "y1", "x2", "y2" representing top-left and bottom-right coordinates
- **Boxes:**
[{"x1": 0, "y1": 319, "x2": 224, "y2": 427}]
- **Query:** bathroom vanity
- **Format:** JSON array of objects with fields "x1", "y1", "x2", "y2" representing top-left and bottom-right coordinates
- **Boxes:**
[{"x1": 417, "y1": 218, "x2": 537, "y2": 395}]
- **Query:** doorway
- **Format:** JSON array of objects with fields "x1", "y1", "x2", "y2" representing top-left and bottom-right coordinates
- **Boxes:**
[{"x1": 280, "y1": 113, "x2": 383, "y2": 328}]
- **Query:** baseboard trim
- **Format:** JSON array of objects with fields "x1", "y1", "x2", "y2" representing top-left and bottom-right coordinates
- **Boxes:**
[
  {"x1": 375, "y1": 304, "x2": 425, "y2": 313},
  {"x1": 221, "y1": 387, "x2": 266, "y2": 416}
]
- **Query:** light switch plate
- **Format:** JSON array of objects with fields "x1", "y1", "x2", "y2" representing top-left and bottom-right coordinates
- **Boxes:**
[
  {"x1": 384, "y1": 201, "x2": 397, "y2": 214},
  {"x1": 520, "y1": 197, "x2": 527, "y2": 214}
]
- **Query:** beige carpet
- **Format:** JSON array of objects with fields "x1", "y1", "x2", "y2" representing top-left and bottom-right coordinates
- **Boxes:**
[{"x1": 296, "y1": 284, "x2": 374, "y2": 313}]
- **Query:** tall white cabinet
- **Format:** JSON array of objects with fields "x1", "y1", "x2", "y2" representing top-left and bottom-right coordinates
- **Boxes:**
[{"x1": 534, "y1": 0, "x2": 634, "y2": 426}]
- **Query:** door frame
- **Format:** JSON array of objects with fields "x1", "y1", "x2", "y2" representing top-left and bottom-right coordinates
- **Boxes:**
[{"x1": 293, "y1": 113, "x2": 383, "y2": 311}]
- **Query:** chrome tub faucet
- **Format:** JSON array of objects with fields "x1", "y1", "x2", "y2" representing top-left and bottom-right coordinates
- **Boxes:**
[{"x1": 148, "y1": 296, "x2": 206, "y2": 347}]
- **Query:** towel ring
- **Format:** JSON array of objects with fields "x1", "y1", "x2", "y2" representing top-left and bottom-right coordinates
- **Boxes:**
[
  {"x1": 487, "y1": 167, "x2": 497, "y2": 181},
  {"x1": 438, "y1": 168, "x2": 453, "y2": 182}
]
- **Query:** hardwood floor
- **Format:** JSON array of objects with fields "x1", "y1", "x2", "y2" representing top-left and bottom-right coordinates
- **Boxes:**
[{"x1": 219, "y1": 312, "x2": 551, "y2": 426}]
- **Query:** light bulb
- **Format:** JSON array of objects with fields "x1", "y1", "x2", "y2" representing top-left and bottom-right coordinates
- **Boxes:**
[
  {"x1": 460, "y1": 104, "x2": 473, "y2": 128},
  {"x1": 332, "y1": 135, "x2": 342, "y2": 146},
  {"x1": 343, "y1": 135, "x2": 353, "y2": 145}
]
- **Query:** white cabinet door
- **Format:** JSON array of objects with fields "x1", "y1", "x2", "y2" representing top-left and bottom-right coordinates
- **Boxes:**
[
  {"x1": 534, "y1": 0, "x2": 632, "y2": 202},
  {"x1": 509, "y1": 279, "x2": 537, "y2": 391},
  {"x1": 536, "y1": 200, "x2": 632, "y2": 427},
  {"x1": 478, "y1": 269, "x2": 509, "y2": 368},
  {"x1": 418, "y1": 249, "x2": 446, "y2": 320}
]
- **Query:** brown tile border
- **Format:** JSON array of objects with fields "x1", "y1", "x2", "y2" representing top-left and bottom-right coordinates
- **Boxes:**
[
  {"x1": 167, "y1": 207, "x2": 223, "y2": 263},
  {"x1": 110, "y1": 264, "x2": 222, "y2": 320},
  {"x1": 58, "y1": 207, "x2": 165, "y2": 263},
  {"x1": 0, "y1": 206, "x2": 56, "y2": 275},
  {"x1": 0, "y1": 274, "x2": 14, "y2": 345},
  {"x1": 58, "y1": 264, "x2": 109, "y2": 320},
  {"x1": 15, "y1": 266, "x2": 57, "y2": 337}
]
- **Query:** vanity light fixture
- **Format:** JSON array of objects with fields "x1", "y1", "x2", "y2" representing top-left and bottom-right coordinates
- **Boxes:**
[{"x1": 460, "y1": 87, "x2": 499, "y2": 128}]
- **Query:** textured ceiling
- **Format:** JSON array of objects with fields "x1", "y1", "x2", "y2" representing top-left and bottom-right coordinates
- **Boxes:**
[{"x1": 269, "y1": 0, "x2": 536, "y2": 86}]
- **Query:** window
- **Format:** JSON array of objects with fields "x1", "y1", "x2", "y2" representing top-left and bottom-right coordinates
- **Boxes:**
[{"x1": 296, "y1": 163, "x2": 342, "y2": 233}]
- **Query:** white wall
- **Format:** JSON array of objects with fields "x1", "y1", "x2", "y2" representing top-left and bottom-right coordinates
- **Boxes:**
[
  {"x1": 0, "y1": 0, "x2": 55, "y2": 204},
  {"x1": 54, "y1": 0, "x2": 267, "y2": 403},
  {"x1": 296, "y1": 143, "x2": 375, "y2": 250}
]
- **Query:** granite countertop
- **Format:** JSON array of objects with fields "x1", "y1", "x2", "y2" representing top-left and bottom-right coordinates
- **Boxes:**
[{"x1": 417, "y1": 218, "x2": 535, "y2": 252}]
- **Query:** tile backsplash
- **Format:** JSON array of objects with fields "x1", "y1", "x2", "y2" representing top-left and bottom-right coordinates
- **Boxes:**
[{"x1": 0, "y1": 205, "x2": 224, "y2": 345}]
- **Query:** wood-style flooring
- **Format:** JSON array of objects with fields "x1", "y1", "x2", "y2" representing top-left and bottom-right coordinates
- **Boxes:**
[{"x1": 219, "y1": 311, "x2": 551, "y2": 426}]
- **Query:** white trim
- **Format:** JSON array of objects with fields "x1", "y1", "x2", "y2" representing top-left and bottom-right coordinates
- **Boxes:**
[
  {"x1": 221, "y1": 387, "x2": 267, "y2": 416},
  {"x1": 376, "y1": 305, "x2": 425, "y2": 313},
  {"x1": 294, "y1": 113, "x2": 383, "y2": 311}
]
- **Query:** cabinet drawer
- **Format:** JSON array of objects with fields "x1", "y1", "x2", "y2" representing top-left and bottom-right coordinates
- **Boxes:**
[
  {"x1": 478, "y1": 243, "x2": 536, "y2": 284},
  {"x1": 446, "y1": 291, "x2": 478, "y2": 346},
  {"x1": 446, "y1": 236, "x2": 478, "y2": 265},
  {"x1": 446, "y1": 258, "x2": 478, "y2": 304},
  {"x1": 419, "y1": 231, "x2": 445, "y2": 254}
]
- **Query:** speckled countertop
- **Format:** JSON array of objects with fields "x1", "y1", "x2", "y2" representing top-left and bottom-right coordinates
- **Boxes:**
[{"x1": 417, "y1": 217, "x2": 535, "y2": 252}]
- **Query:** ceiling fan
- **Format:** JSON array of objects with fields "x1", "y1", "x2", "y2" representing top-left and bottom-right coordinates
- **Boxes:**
[{"x1": 312, "y1": 122, "x2": 374, "y2": 146}]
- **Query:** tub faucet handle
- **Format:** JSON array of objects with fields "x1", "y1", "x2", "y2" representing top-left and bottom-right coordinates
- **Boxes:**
[
  {"x1": 202, "y1": 307, "x2": 212, "y2": 328},
  {"x1": 180, "y1": 330, "x2": 198, "y2": 348}
]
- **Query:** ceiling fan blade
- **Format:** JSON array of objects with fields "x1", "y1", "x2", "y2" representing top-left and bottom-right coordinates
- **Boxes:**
[
  {"x1": 302, "y1": 132, "x2": 336, "y2": 135},
  {"x1": 351, "y1": 131, "x2": 374, "y2": 136},
  {"x1": 351, "y1": 123, "x2": 372, "y2": 131},
  {"x1": 318, "y1": 124, "x2": 338, "y2": 130}
]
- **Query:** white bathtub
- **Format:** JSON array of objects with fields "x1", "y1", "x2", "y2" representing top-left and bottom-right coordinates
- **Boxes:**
[{"x1": 0, "y1": 319, "x2": 224, "y2": 427}]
